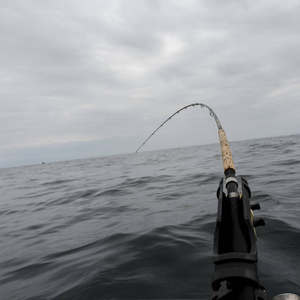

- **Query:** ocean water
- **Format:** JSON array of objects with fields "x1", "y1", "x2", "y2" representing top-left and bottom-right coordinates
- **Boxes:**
[{"x1": 0, "y1": 134, "x2": 300, "y2": 300}]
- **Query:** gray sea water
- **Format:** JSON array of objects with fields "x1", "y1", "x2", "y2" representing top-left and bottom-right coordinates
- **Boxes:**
[{"x1": 0, "y1": 134, "x2": 300, "y2": 299}]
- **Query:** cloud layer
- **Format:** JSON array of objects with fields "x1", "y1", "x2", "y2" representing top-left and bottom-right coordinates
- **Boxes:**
[{"x1": 1, "y1": 0, "x2": 300, "y2": 167}]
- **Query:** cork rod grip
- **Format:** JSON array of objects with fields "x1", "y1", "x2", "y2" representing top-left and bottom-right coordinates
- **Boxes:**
[{"x1": 218, "y1": 129, "x2": 235, "y2": 174}]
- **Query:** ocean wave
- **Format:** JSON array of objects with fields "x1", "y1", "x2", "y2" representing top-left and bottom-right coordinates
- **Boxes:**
[{"x1": 0, "y1": 134, "x2": 300, "y2": 299}]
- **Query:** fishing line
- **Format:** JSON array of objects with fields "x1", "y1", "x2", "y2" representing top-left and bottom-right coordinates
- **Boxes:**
[{"x1": 136, "y1": 103, "x2": 235, "y2": 174}]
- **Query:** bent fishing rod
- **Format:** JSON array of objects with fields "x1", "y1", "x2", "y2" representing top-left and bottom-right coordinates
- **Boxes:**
[
  {"x1": 136, "y1": 103, "x2": 299, "y2": 300},
  {"x1": 136, "y1": 103, "x2": 234, "y2": 174}
]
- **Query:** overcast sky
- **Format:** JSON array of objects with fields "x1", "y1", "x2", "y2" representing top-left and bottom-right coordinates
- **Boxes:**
[{"x1": 1, "y1": 0, "x2": 300, "y2": 167}]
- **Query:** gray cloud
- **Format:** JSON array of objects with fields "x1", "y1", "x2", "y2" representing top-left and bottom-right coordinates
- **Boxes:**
[{"x1": 1, "y1": 0, "x2": 300, "y2": 167}]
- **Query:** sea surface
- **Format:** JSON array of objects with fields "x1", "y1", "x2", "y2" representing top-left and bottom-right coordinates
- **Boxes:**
[{"x1": 0, "y1": 134, "x2": 300, "y2": 300}]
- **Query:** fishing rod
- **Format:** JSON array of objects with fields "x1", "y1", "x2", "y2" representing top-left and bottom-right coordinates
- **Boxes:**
[
  {"x1": 136, "y1": 103, "x2": 234, "y2": 174},
  {"x1": 137, "y1": 104, "x2": 300, "y2": 300}
]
